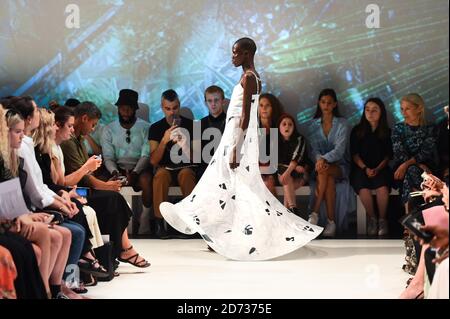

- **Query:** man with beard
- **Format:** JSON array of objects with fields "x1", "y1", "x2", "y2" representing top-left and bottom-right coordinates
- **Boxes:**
[{"x1": 101, "y1": 89, "x2": 153, "y2": 235}]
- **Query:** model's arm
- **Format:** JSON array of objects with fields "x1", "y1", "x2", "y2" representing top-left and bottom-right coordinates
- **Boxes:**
[{"x1": 230, "y1": 73, "x2": 257, "y2": 169}]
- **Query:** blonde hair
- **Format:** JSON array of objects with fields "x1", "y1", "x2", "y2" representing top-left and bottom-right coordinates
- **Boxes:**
[
  {"x1": 33, "y1": 108, "x2": 56, "y2": 156},
  {"x1": 4, "y1": 108, "x2": 23, "y2": 176},
  {"x1": 0, "y1": 105, "x2": 11, "y2": 170},
  {"x1": 401, "y1": 93, "x2": 426, "y2": 126}
]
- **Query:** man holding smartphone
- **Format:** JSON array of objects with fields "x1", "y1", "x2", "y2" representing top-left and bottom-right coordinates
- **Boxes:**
[
  {"x1": 148, "y1": 89, "x2": 196, "y2": 239},
  {"x1": 101, "y1": 89, "x2": 153, "y2": 235}
]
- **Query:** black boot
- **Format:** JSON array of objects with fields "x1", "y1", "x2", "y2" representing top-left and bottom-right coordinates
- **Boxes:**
[{"x1": 154, "y1": 218, "x2": 170, "y2": 239}]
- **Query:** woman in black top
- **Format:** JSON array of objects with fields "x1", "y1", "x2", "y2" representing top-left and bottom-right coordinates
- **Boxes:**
[
  {"x1": 350, "y1": 98, "x2": 392, "y2": 236},
  {"x1": 258, "y1": 93, "x2": 283, "y2": 195},
  {"x1": 277, "y1": 113, "x2": 310, "y2": 218}
]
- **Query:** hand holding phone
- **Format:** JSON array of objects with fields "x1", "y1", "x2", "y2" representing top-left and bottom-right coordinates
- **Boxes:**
[{"x1": 400, "y1": 212, "x2": 434, "y2": 243}]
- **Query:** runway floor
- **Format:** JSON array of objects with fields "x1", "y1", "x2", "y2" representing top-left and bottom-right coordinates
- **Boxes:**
[{"x1": 85, "y1": 239, "x2": 409, "y2": 299}]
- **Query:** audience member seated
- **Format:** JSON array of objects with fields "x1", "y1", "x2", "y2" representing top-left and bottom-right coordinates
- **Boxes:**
[
  {"x1": 350, "y1": 98, "x2": 393, "y2": 236},
  {"x1": 101, "y1": 89, "x2": 152, "y2": 235},
  {"x1": 149, "y1": 89, "x2": 196, "y2": 239},
  {"x1": 258, "y1": 93, "x2": 283, "y2": 196},
  {"x1": 305, "y1": 89, "x2": 353, "y2": 237},
  {"x1": 400, "y1": 173, "x2": 448, "y2": 299},
  {"x1": 8, "y1": 97, "x2": 86, "y2": 298},
  {"x1": 34, "y1": 108, "x2": 110, "y2": 283},
  {"x1": 392, "y1": 93, "x2": 438, "y2": 275},
  {"x1": 436, "y1": 106, "x2": 449, "y2": 182},
  {"x1": 1, "y1": 103, "x2": 71, "y2": 299},
  {"x1": 197, "y1": 85, "x2": 227, "y2": 179},
  {"x1": 59, "y1": 102, "x2": 150, "y2": 267},
  {"x1": 277, "y1": 113, "x2": 310, "y2": 219}
]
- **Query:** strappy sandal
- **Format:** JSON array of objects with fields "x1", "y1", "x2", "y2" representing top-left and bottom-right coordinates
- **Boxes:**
[
  {"x1": 118, "y1": 245, "x2": 151, "y2": 268},
  {"x1": 78, "y1": 256, "x2": 110, "y2": 278}
]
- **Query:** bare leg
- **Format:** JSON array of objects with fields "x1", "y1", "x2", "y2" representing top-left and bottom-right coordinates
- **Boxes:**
[
  {"x1": 312, "y1": 171, "x2": 328, "y2": 213},
  {"x1": 400, "y1": 244, "x2": 427, "y2": 299},
  {"x1": 263, "y1": 174, "x2": 277, "y2": 196},
  {"x1": 280, "y1": 174, "x2": 296, "y2": 208},
  {"x1": 325, "y1": 175, "x2": 336, "y2": 221},
  {"x1": 23, "y1": 222, "x2": 52, "y2": 294},
  {"x1": 49, "y1": 225, "x2": 71, "y2": 286}
]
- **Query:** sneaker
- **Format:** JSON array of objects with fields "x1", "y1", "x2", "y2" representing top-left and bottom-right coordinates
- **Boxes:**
[
  {"x1": 308, "y1": 212, "x2": 319, "y2": 225},
  {"x1": 378, "y1": 219, "x2": 389, "y2": 236},
  {"x1": 323, "y1": 220, "x2": 336, "y2": 237},
  {"x1": 367, "y1": 217, "x2": 378, "y2": 236}
]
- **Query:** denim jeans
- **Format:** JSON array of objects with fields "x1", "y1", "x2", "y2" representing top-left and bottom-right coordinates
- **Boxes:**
[{"x1": 61, "y1": 220, "x2": 85, "y2": 280}]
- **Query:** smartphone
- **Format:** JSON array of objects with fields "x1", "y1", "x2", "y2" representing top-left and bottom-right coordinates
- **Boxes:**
[
  {"x1": 118, "y1": 176, "x2": 128, "y2": 185},
  {"x1": 75, "y1": 187, "x2": 90, "y2": 197},
  {"x1": 400, "y1": 212, "x2": 434, "y2": 243}
]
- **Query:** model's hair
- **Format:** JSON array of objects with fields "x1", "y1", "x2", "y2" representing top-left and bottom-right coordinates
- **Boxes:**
[
  {"x1": 54, "y1": 106, "x2": 75, "y2": 127},
  {"x1": 259, "y1": 93, "x2": 284, "y2": 127},
  {"x1": 74, "y1": 101, "x2": 102, "y2": 119},
  {"x1": 313, "y1": 88, "x2": 341, "y2": 119},
  {"x1": 277, "y1": 113, "x2": 300, "y2": 141},
  {"x1": 204, "y1": 85, "x2": 225, "y2": 100},
  {"x1": 33, "y1": 108, "x2": 55, "y2": 156},
  {"x1": 401, "y1": 93, "x2": 426, "y2": 126},
  {"x1": 354, "y1": 97, "x2": 390, "y2": 140},
  {"x1": 161, "y1": 89, "x2": 179, "y2": 102},
  {"x1": 235, "y1": 37, "x2": 257, "y2": 55},
  {"x1": 4, "y1": 107, "x2": 24, "y2": 176}
]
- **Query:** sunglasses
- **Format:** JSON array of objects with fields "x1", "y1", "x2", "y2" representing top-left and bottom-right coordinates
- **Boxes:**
[{"x1": 126, "y1": 129, "x2": 131, "y2": 144}]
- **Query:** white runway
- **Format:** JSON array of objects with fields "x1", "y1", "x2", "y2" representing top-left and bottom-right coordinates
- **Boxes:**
[{"x1": 86, "y1": 239, "x2": 409, "y2": 299}]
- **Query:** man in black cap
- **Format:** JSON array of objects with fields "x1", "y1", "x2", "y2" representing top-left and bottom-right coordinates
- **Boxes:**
[{"x1": 101, "y1": 89, "x2": 153, "y2": 235}]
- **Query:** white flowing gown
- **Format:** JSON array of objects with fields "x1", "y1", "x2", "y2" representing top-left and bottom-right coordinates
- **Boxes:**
[{"x1": 160, "y1": 73, "x2": 322, "y2": 260}]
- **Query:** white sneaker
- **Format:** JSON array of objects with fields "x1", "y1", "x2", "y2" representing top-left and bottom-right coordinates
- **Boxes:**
[
  {"x1": 138, "y1": 207, "x2": 152, "y2": 235},
  {"x1": 323, "y1": 220, "x2": 336, "y2": 237},
  {"x1": 378, "y1": 219, "x2": 389, "y2": 236},
  {"x1": 308, "y1": 212, "x2": 319, "y2": 225},
  {"x1": 367, "y1": 217, "x2": 378, "y2": 236}
]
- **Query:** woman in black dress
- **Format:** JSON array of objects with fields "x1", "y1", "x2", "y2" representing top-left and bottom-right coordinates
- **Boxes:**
[{"x1": 350, "y1": 98, "x2": 392, "y2": 236}]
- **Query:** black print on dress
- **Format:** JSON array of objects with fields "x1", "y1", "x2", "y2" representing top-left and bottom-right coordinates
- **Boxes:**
[
  {"x1": 265, "y1": 201, "x2": 270, "y2": 206},
  {"x1": 202, "y1": 234, "x2": 213, "y2": 243},
  {"x1": 265, "y1": 208, "x2": 270, "y2": 216},
  {"x1": 190, "y1": 195, "x2": 196, "y2": 203},
  {"x1": 244, "y1": 225, "x2": 253, "y2": 235},
  {"x1": 225, "y1": 230, "x2": 232, "y2": 233},
  {"x1": 303, "y1": 226, "x2": 315, "y2": 232},
  {"x1": 245, "y1": 166, "x2": 250, "y2": 172},
  {"x1": 286, "y1": 237, "x2": 295, "y2": 241},
  {"x1": 231, "y1": 195, "x2": 236, "y2": 200},
  {"x1": 210, "y1": 159, "x2": 216, "y2": 166},
  {"x1": 276, "y1": 211, "x2": 283, "y2": 216},
  {"x1": 219, "y1": 200, "x2": 226, "y2": 210},
  {"x1": 193, "y1": 215, "x2": 200, "y2": 225},
  {"x1": 219, "y1": 183, "x2": 227, "y2": 190},
  {"x1": 249, "y1": 247, "x2": 256, "y2": 255}
]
